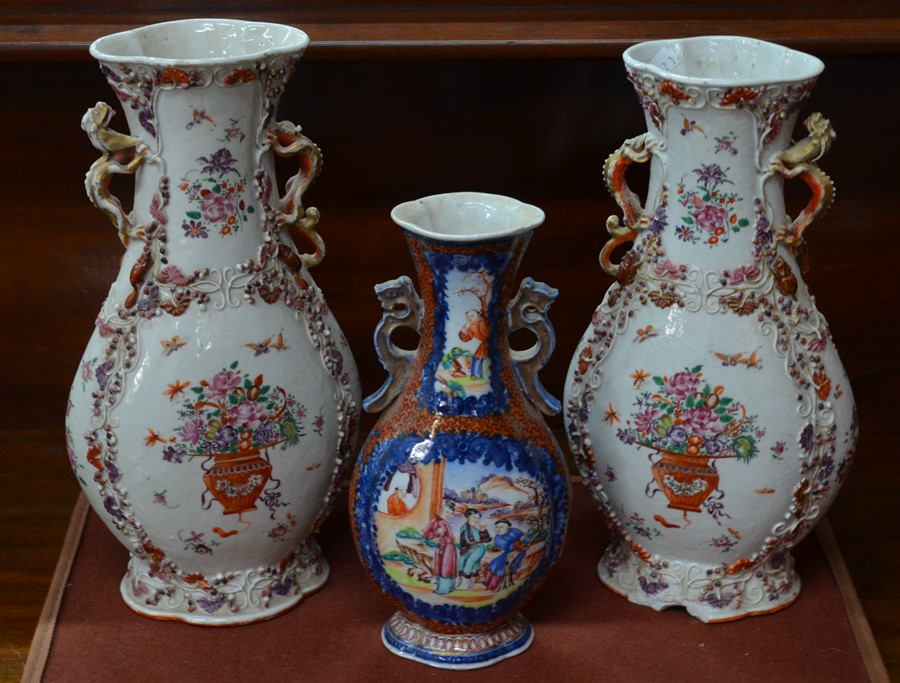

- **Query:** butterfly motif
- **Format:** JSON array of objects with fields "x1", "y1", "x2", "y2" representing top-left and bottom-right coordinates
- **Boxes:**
[
  {"x1": 245, "y1": 339, "x2": 272, "y2": 356},
  {"x1": 635, "y1": 325, "x2": 659, "y2": 343},
  {"x1": 680, "y1": 116, "x2": 707, "y2": 137},
  {"x1": 245, "y1": 331, "x2": 288, "y2": 356},
  {"x1": 714, "y1": 352, "x2": 743, "y2": 367},
  {"x1": 186, "y1": 108, "x2": 214, "y2": 130},
  {"x1": 270, "y1": 332, "x2": 287, "y2": 351},
  {"x1": 161, "y1": 335, "x2": 188, "y2": 357},
  {"x1": 144, "y1": 428, "x2": 167, "y2": 447},
  {"x1": 713, "y1": 350, "x2": 761, "y2": 369}
]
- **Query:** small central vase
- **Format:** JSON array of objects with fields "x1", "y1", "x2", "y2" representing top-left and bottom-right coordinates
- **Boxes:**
[{"x1": 349, "y1": 192, "x2": 570, "y2": 669}]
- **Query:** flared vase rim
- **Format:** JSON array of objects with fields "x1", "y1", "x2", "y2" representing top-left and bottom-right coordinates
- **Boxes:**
[
  {"x1": 623, "y1": 35, "x2": 824, "y2": 87},
  {"x1": 89, "y1": 18, "x2": 309, "y2": 67},
  {"x1": 390, "y1": 191, "x2": 545, "y2": 244}
]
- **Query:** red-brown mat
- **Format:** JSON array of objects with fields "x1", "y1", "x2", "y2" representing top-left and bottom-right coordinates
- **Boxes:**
[{"x1": 24, "y1": 489, "x2": 889, "y2": 682}]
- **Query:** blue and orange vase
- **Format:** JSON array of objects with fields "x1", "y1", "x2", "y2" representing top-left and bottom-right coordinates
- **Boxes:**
[{"x1": 349, "y1": 192, "x2": 570, "y2": 669}]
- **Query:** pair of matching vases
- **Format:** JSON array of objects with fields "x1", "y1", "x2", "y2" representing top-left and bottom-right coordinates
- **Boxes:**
[{"x1": 65, "y1": 19, "x2": 856, "y2": 670}]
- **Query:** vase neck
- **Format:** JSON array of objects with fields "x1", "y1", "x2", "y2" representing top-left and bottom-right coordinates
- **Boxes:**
[
  {"x1": 405, "y1": 231, "x2": 530, "y2": 417},
  {"x1": 99, "y1": 57, "x2": 299, "y2": 274},
  {"x1": 627, "y1": 69, "x2": 817, "y2": 273}
]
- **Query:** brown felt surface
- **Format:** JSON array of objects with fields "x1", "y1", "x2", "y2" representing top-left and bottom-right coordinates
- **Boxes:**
[{"x1": 35, "y1": 489, "x2": 874, "y2": 682}]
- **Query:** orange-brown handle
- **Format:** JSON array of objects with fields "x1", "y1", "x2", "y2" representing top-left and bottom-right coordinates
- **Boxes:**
[
  {"x1": 772, "y1": 113, "x2": 836, "y2": 247},
  {"x1": 601, "y1": 135, "x2": 652, "y2": 277},
  {"x1": 268, "y1": 121, "x2": 325, "y2": 269}
]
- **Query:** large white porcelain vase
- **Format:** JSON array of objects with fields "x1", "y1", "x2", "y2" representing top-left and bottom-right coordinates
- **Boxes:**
[
  {"x1": 66, "y1": 19, "x2": 360, "y2": 625},
  {"x1": 564, "y1": 36, "x2": 856, "y2": 622}
]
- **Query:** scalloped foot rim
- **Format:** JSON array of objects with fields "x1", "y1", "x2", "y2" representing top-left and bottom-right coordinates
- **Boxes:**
[
  {"x1": 120, "y1": 574, "x2": 326, "y2": 625},
  {"x1": 118, "y1": 541, "x2": 330, "y2": 626},
  {"x1": 381, "y1": 612, "x2": 534, "y2": 669},
  {"x1": 596, "y1": 543, "x2": 802, "y2": 623},
  {"x1": 119, "y1": 563, "x2": 328, "y2": 626}
]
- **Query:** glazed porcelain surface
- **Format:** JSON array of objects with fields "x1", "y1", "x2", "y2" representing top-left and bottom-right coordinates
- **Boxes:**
[
  {"x1": 350, "y1": 192, "x2": 570, "y2": 668},
  {"x1": 564, "y1": 36, "x2": 856, "y2": 622},
  {"x1": 66, "y1": 19, "x2": 361, "y2": 625}
]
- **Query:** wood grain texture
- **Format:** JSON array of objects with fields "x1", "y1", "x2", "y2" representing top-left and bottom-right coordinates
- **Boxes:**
[
  {"x1": 1, "y1": 5, "x2": 899, "y2": 61},
  {"x1": 0, "y1": 46, "x2": 897, "y2": 680}
]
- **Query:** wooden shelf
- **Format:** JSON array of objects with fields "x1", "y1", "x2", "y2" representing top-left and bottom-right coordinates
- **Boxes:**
[{"x1": 2, "y1": 8, "x2": 899, "y2": 61}]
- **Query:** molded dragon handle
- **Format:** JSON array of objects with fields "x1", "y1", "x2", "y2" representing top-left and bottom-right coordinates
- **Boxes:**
[
  {"x1": 268, "y1": 121, "x2": 325, "y2": 271},
  {"x1": 508, "y1": 277, "x2": 561, "y2": 416},
  {"x1": 363, "y1": 276, "x2": 424, "y2": 413},
  {"x1": 601, "y1": 134, "x2": 653, "y2": 277},
  {"x1": 770, "y1": 113, "x2": 836, "y2": 248},
  {"x1": 82, "y1": 102, "x2": 148, "y2": 244}
]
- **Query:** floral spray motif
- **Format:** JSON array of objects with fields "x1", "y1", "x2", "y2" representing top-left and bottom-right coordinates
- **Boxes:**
[
  {"x1": 565, "y1": 37, "x2": 855, "y2": 623},
  {"x1": 618, "y1": 365, "x2": 764, "y2": 515},
  {"x1": 153, "y1": 362, "x2": 305, "y2": 519},
  {"x1": 179, "y1": 146, "x2": 255, "y2": 238},
  {"x1": 675, "y1": 163, "x2": 750, "y2": 246},
  {"x1": 621, "y1": 365, "x2": 763, "y2": 462},
  {"x1": 66, "y1": 20, "x2": 360, "y2": 625}
]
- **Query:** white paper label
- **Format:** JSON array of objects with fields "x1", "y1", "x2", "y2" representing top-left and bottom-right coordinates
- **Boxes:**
[{"x1": 650, "y1": 46, "x2": 680, "y2": 73}]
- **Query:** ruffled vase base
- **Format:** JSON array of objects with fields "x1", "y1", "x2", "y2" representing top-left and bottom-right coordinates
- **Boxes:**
[
  {"x1": 119, "y1": 537, "x2": 329, "y2": 626},
  {"x1": 597, "y1": 540, "x2": 801, "y2": 623},
  {"x1": 381, "y1": 612, "x2": 533, "y2": 670}
]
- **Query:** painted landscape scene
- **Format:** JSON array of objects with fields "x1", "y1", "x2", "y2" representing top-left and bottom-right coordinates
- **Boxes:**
[{"x1": 377, "y1": 457, "x2": 551, "y2": 608}]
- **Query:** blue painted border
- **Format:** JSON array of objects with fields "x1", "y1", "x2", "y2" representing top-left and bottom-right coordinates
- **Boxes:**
[
  {"x1": 353, "y1": 430, "x2": 569, "y2": 628},
  {"x1": 413, "y1": 235, "x2": 516, "y2": 417}
]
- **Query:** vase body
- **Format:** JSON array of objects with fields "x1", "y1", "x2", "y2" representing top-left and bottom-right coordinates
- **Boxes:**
[
  {"x1": 350, "y1": 192, "x2": 570, "y2": 668},
  {"x1": 66, "y1": 19, "x2": 361, "y2": 625},
  {"x1": 564, "y1": 37, "x2": 856, "y2": 622}
]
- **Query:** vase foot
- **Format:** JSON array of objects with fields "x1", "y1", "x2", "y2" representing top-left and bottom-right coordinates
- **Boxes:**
[
  {"x1": 597, "y1": 539, "x2": 802, "y2": 623},
  {"x1": 381, "y1": 612, "x2": 533, "y2": 669},
  {"x1": 119, "y1": 537, "x2": 329, "y2": 626}
]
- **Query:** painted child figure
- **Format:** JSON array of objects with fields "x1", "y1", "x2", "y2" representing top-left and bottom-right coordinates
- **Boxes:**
[{"x1": 459, "y1": 309, "x2": 489, "y2": 379}]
